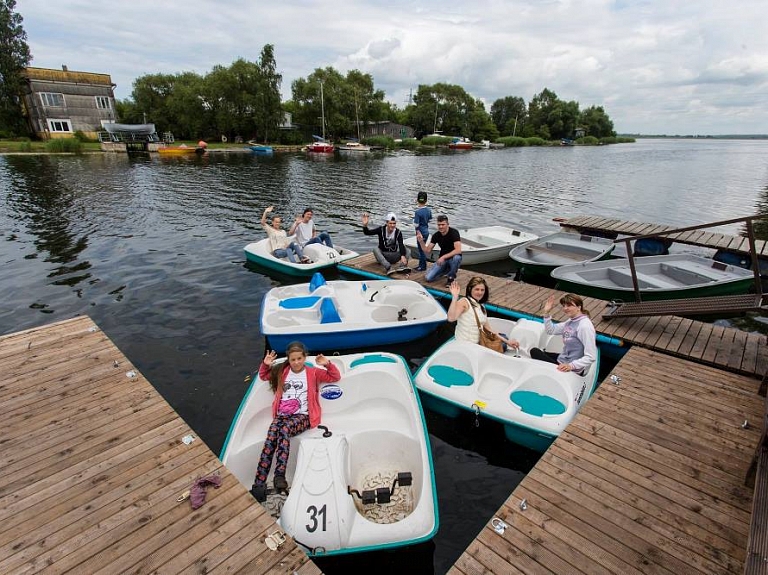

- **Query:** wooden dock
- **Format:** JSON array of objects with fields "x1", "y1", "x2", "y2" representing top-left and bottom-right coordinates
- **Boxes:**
[
  {"x1": 450, "y1": 346, "x2": 764, "y2": 575},
  {"x1": 558, "y1": 215, "x2": 768, "y2": 256},
  {"x1": 341, "y1": 254, "x2": 768, "y2": 378},
  {"x1": 0, "y1": 316, "x2": 321, "y2": 575},
  {"x1": 343, "y1": 253, "x2": 768, "y2": 572}
]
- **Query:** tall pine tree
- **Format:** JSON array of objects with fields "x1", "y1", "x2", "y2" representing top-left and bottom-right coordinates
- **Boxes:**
[{"x1": 0, "y1": 0, "x2": 31, "y2": 136}]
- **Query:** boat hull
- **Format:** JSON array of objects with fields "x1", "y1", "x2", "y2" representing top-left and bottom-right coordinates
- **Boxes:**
[
  {"x1": 220, "y1": 352, "x2": 438, "y2": 555},
  {"x1": 260, "y1": 277, "x2": 448, "y2": 352},
  {"x1": 509, "y1": 232, "x2": 615, "y2": 277},
  {"x1": 404, "y1": 225, "x2": 538, "y2": 265},
  {"x1": 244, "y1": 239, "x2": 358, "y2": 277},
  {"x1": 307, "y1": 143, "x2": 334, "y2": 153},
  {"x1": 157, "y1": 146, "x2": 201, "y2": 155},
  {"x1": 413, "y1": 318, "x2": 599, "y2": 453},
  {"x1": 550, "y1": 253, "x2": 755, "y2": 301}
]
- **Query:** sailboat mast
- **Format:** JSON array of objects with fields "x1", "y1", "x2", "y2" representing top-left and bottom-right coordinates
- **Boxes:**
[
  {"x1": 355, "y1": 91, "x2": 361, "y2": 141},
  {"x1": 320, "y1": 82, "x2": 326, "y2": 140}
]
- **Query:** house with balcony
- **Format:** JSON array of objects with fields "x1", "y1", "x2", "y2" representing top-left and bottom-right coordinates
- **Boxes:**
[{"x1": 20, "y1": 65, "x2": 117, "y2": 140}]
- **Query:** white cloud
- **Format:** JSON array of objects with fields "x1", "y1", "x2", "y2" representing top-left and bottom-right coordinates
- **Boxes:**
[{"x1": 15, "y1": 0, "x2": 768, "y2": 134}]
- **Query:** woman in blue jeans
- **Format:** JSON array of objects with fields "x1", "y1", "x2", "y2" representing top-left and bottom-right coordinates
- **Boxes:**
[{"x1": 261, "y1": 206, "x2": 307, "y2": 263}]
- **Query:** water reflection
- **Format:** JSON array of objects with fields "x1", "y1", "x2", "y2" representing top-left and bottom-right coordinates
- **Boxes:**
[
  {"x1": 2, "y1": 140, "x2": 768, "y2": 573},
  {"x1": 4, "y1": 155, "x2": 93, "y2": 291}
]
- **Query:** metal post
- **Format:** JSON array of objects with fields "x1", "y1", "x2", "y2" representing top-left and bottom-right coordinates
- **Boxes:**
[{"x1": 746, "y1": 218, "x2": 763, "y2": 296}]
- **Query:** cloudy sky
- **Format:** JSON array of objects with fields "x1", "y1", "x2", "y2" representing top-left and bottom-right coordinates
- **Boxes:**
[{"x1": 16, "y1": 0, "x2": 768, "y2": 135}]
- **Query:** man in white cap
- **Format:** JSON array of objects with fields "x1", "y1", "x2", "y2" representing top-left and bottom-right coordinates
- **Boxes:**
[{"x1": 361, "y1": 211, "x2": 409, "y2": 274}]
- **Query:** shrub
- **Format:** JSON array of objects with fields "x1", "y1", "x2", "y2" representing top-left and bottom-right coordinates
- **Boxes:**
[
  {"x1": 497, "y1": 136, "x2": 528, "y2": 147},
  {"x1": 19, "y1": 141, "x2": 32, "y2": 152},
  {"x1": 73, "y1": 130, "x2": 95, "y2": 143},
  {"x1": 576, "y1": 136, "x2": 599, "y2": 145},
  {"x1": 364, "y1": 135, "x2": 395, "y2": 149},
  {"x1": 420, "y1": 135, "x2": 451, "y2": 146},
  {"x1": 46, "y1": 138, "x2": 83, "y2": 153},
  {"x1": 524, "y1": 137, "x2": 547, "y2": 146},
  {"x1": 397, "y1": 138, "x2": 419, "y2": 149}
]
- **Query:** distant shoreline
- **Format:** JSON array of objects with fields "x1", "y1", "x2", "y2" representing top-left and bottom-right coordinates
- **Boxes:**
[{"x1": 621, "y1": 134, "x2": 768, "y2": 140}]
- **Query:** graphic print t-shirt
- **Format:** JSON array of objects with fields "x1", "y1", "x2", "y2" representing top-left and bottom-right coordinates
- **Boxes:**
[{"x1": 278, "y1": 368, "x2": 309, "y2": 416}]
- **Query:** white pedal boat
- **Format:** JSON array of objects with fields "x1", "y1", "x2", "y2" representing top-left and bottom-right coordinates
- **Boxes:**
[
  {"x1": 414, "y1": 317, "x2": 600, "y2": 452},
  {"x1": 260, "y1": 273, "x2": 447, "y2": 352},
  {"x1": 404, "y1": 225, "x2": 538, "y2": 265},
  {"x1": 244, "y1": 238, "x2": 359, "y2": 277},
  {"x1": 220, "y1": 352, "x2": 439, "y2": 556}
]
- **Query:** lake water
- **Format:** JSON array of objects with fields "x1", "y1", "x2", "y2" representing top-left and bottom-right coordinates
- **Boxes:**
[{"x1": 2, "y1": 139, "x2": 768, "y2": 573}]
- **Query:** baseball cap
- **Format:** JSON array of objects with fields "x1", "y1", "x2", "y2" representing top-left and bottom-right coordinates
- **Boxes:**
[{"x1": 385, "y1": 212, "x2": 397, "y2": 222}]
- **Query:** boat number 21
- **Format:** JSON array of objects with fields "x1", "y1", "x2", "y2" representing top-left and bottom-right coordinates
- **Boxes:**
[{"x1": 306, "y1": 504, "x2": 327, "y2": 532}]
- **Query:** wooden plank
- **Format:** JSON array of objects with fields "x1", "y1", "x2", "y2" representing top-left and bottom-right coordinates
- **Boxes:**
[
  {"x1": 665, "y1": 317, "x2": 696, "y2": 354},
  {"x1": 687, "y1": 323, "x2": 715, "y2": 360},
  {"x1": 534, "y1": 456, "x2": 745, "y2": 569},
  {"x1": 0, "y1": 317, "x2": 316, "y2": 574},
  {"x1": 701, "y1": 325, "x2": 728, "y2": 364},
  {"x1": 550, "y1": 439, "x2": 749, "y2": 541}
]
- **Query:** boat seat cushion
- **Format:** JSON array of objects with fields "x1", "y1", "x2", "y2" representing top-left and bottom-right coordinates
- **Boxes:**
[
  {"x1": 320, "y1": 298, "x2": 342, "y2": 324},
  {"x1": 309, "y1": 272, "x2": 327, "y2": 293},
  {"x1": 427, "y1": 365, "x2": 474, "y2": 387},
  {"x1": 279, "y1": 296, "x2": 322, "y2": 309}
]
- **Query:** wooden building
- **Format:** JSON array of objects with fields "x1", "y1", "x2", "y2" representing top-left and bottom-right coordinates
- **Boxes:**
[{"x1": 20, "y1": 65, "x2": 117, "y2": 140}]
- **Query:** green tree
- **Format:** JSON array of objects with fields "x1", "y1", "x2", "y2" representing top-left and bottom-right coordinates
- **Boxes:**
[
  {"x1": 0, "y1": 0, "x2": 31, "y2": 136},
  {"x1": 253, "y1": 44, "x2": 283, "y2": 143},
  {"x1": 202, "y1": 58, "x2": 262, "y2": 141},
  {"x1": 579, "y1": 105, "x2": 615, "y2": 138},
  {"x1": 526, "y1": 88, "x2": 580, "y2": 140},
  {"x1": 130, "y1": 73, "x2": 178, "y2": 135},
  {"x1": 490, "y1": 96, "x2": 526, "y2": 136},
  {"x1": 291, "y1": 67, "x2": 386, "y2": 141},
  {"x1": 407, "y1": 83, "x2": 489, "y2": 139}
]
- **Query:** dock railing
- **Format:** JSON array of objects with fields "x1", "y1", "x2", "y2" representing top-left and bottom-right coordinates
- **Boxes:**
[{"x1": 604, "y1": 215, "x2": 767, "y2": 318}]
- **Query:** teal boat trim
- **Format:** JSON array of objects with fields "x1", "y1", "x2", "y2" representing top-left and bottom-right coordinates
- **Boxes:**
[
  {"x1": 220, "y1": 373, "x2": 260, "y2": 459},
  {"x1": 337, "y1": 264, "x2": 625, "y2": 348},
  {"x1": 221, "y1": 353, "x2": 440, "y2": 556},
  {"x1": 413, "y1": 340, "x2": 602, "y2": 451}
]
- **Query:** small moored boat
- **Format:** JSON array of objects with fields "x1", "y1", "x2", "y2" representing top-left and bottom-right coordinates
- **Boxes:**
[
  {"x1": 550, "y1": 253, "x2": 755, "y2": 301},
  {"x1": 414, "y1": 317, "x2": 600, "y2": 452},
  {"x1": 509, "y1": 232, "x2": 615, "y2": 277},
  {"x1": 244, "y1": 238, "x2": 358, "y2": 277},
  {"x1": 157, "y1": 144, "x2": 203, "y2": 155},
  {"x1": 404, "y1": 225, "x2": 538, "y2": 265},
  {"x1": 249, "y1": 144, "x2": 273, "y2": 154},
  {"x1": 306, "y1": 136, "x2": 335, "y2": 154},
  {"x1": 337, "y1": 141, "x2": 371, "y2": 152},
  {"x1": 447, "y1": 137, "x2": 474, "y2": 150},
  {"x1": 260, "y1": 273, "x2": 448, "y2": 351},
  {"x1": 220, "y1": 351, "x2": 439, "y2": 556}
]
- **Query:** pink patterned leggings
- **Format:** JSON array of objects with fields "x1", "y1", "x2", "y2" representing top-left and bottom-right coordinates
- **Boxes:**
[{"x1": 254, "y1": 414, "x2": 310, "y2": 485}]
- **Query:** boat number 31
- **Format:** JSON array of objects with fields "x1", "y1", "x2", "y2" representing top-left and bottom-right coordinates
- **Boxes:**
[{"x1": 306, "y1": 504, "x2": 327, "y2": 532}]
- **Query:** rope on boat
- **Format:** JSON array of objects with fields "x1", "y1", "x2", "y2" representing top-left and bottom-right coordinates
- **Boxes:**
[{"x1": 353, "y1": 470, "x2": 414, "y2": 524}]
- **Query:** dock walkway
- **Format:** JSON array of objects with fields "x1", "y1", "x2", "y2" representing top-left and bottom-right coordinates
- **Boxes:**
[
  {"x1": 0, "y1": 316, "x2": 321, "y2": 575},
  {"x1": 341, "y1": 254, "x2": 768, "y2": 378},
  {"x1": 558, "y1": 215, "x2": 768, "y2": 256},
  {"x1": 450, "y1": 346, "x2": 764, "y2": 574}
]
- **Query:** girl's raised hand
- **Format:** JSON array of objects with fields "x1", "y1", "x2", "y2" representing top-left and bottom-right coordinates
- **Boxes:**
[
  {"x1": 315, "y1": 353, "x2": 329, "y2": 366},
  {"x1": 263, "y1": 350, "x2": 278, "y2": 366},
  {"x1": 449, "y1": 280, "x2": 461, "y2": 298}
]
